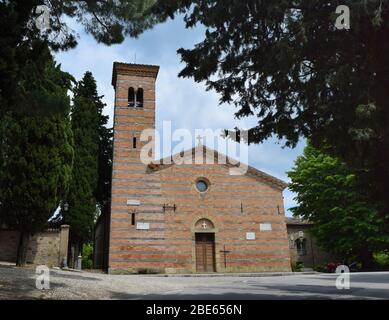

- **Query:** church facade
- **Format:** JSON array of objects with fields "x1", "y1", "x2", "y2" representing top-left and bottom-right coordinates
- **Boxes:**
[{"x1": 102, "y1": 62, "x2": 291, "y2": 274}]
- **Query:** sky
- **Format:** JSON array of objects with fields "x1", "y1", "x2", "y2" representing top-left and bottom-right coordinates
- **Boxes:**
[{"x1": 55, "y1": 16, "x2": 306, "y2": 216}]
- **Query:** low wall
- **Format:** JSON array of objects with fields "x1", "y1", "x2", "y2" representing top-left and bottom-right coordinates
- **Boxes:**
[
  {"x1": 0, "y1": 230, "x2": 19, "y2": 262},
  {"x1": 0, "y1": 225, "x2": 69, "y2": 267}
]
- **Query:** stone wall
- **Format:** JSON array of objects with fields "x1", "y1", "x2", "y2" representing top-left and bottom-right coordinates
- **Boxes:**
[
  {"x1": 286, "y1": 219, "x2": 334, "y2": 268},
  {"x1": 0, "y1": 230, "x2": 19, "y2": 262},
  {"x1": 0, "y1": 225, "x2": 69, "y2": 267}
]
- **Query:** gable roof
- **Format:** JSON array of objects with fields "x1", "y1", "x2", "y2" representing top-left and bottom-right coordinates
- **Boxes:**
[{"x1": 147, "y1": 144, "x2": 288, "y2": 190}]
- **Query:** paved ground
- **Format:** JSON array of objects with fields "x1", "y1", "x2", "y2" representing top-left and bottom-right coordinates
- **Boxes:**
[{"x1": 1, "y1": 264, "x2": 389, "y2": 300}]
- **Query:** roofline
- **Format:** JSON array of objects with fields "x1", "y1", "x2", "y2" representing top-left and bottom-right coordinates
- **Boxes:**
[
  {"x1": 285, "y1": 217, "x2": 313, "y2": 225},
  {"x1": 112, "y1": 62, "x2": 160, "y2": 87},
  {"x1": 147, "y1": 145, "x2": 288, "y2": 190}
]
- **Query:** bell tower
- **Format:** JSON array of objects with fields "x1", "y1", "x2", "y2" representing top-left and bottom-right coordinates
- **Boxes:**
[
  {"x1": 109, "y1": 62, "x2": 162, "y2": 274},
  {"x1": 111, "y1": 62, "x2": 159, "y2": 152}
]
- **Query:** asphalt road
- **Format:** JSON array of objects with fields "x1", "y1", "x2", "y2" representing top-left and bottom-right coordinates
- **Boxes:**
[{"x1": 1, "y1": 263, "x2": 389, "y2": 300}]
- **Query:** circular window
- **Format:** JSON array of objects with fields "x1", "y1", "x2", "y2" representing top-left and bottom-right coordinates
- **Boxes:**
[{"x1": 196, "y1": 179, "x2": 209, "y2": 193}]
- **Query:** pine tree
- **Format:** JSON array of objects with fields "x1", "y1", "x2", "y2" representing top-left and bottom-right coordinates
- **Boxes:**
[
  {"x1": 63, "y1": 72, "x2": 109, "y2": 264},
  {"x1": 0, "y1": 58, "x2": 74, "y2": 266}
]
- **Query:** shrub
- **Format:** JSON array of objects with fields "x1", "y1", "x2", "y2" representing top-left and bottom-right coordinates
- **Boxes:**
[
  {"x1": 374, "y1": 252, "x2": 389, "y2": 270},
  {"x1": 291, "y1": 261, "x2": 304, "y2": 272},
  {"x1": 82, "y1": 243, "x2": 93, "y2": 269},
  {"x1": 313, "y1": 265, "x2": 327, "y2": 273}
]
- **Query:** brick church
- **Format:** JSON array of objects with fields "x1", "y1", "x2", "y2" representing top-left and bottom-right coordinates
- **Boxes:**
[{"x1": 94, "y1": 62, "x2": 292, "y2": 274}]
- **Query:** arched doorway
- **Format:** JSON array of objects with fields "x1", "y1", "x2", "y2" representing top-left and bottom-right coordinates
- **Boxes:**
[{"x1": 194, "y1": 219, "x2": 216, "y2": 272}]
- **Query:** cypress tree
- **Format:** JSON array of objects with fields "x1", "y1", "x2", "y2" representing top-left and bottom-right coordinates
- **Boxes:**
[
  {"x1": 96, "y1": 106, "x2": 113, "y2": 222},
  {"x1": 64, "y1": 72, "x2": 108, "y2": 263},
  {"x1": 0, "y1": 57, "x2": 74, "y2": 266}
]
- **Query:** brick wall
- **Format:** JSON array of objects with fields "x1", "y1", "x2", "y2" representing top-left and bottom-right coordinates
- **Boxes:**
[
  {"x1": 109, "y1": 63, "x2": 162, "y2": 273},
  {"x1": 109, "y1": 155, "x2": 292, "y2": 274},
  {"x1": 0, "y1": 225, "x2": 69, "y2": 267},
  {"x1": 108, "y1": 62, "x2": 291, "y2": 274},
  {"x1": 162, "y1": 162, "x2": 291, "y2": 273}
]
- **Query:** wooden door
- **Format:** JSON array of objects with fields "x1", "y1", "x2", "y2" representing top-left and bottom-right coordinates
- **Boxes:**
[{"x1": 195, "y1": 233, "x2": 215, "y2": 272}]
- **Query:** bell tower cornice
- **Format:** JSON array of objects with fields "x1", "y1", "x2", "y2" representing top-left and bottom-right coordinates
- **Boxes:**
[{"x1": 112, "y1": 62, "x2": 159, "y2": 87}]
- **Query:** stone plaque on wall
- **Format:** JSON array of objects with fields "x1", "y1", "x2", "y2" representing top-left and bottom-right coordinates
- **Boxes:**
[
  {"x1": 260, "y1": 223, "x2": 272, "y2": 231},
  {"x1": 136, "y1": 222, "x2": 150, "y2": 230},
  {"x1": 246, "y1": 232, "x2": 256, "y2": 240},
  {"x1": 127, "y1": 199, "x2": 141, "y2": 206}
]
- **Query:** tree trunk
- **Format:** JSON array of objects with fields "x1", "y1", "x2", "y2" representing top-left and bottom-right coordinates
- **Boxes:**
[{"x1": 16, "y1": 232, "x2": 30, "y2": 267}]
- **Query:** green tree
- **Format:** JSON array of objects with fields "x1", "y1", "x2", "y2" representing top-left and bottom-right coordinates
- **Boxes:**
[
  {"x1": 288, "y1": 145, "x2": 389, "y2": 270},
  {"x1": 1, "y1": 1, "x2": 117, "y2": 264},
  {"x1": 95, "y1": 113, "x2": 113, "y2": 221},
  {"x1": 63, "y1": 72, "x2": 109, "y2": 263},
  {"x1": 0, "y1": 58, "x2": 74, "y2": 266}
]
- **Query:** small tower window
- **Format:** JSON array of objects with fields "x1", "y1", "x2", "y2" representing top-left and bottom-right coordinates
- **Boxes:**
[
  {"x1": 133, "y1": 137, "x2": 137, "y2": 149},
  {"x1": 128, "y1": 87, "x2": 135, "y2": 107},
  {"x1": 131, "y1": 213, "x2": 136, "y2": 226},
  {"x1": 136, "y1": 88, "x2": 144, "y2": 108}
]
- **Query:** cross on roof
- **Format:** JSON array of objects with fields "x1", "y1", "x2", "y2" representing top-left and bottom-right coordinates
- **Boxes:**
[{"x1": 196, "y1": 135, "x2": 203, "y2": 146}]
